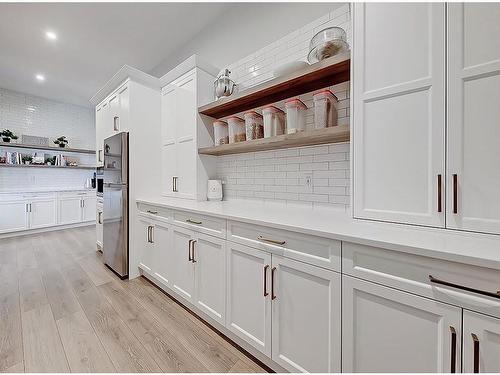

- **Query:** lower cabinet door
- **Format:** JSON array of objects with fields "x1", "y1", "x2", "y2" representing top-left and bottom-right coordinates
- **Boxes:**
[
  {"x1": 463, "y1": 310, "x2": 500, "y2": 373},
  {"x1": 193, "y1": 233, "x2": 226, "y2": 325},
  {"x1": 226, "y1": 242, "x2": 272, "y2": 356},
  {"x1": 151, "y1": 220, "x2": 172, "y2": 288},
  {"x1": 171, "y1": 226, "x2": 195, "y2": 302},
  {"x1": 30, "y1": 199, "x2": 57, "y2": 229},
  {"x1": 0, "y1": 201, "x2": 28, "y2": 233},
  {"x1": 82, "y1": 197, "x2": 97, "y2": 222},
  {"x1": 271, "y1": 255, "x2": 341, "y2": 373},
  {"x1": 137, "y1": 217, "x2": 154, "y2": 273},
  {"x1": 58, "y1": 197, "x2": 82, "y2": 224},
  {"x1": 342, "y1": 275, "x2": 462, "y2": 373}
]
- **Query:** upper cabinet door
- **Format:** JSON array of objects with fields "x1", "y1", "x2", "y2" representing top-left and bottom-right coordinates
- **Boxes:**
[
  {"x1": 447, "y1": 4, "x2": 500, "y2": 234},
  {"x1": 353, "y1": 3, "x2": 446, "y2": 227},
  {"x1": 463, "y1": 310, "x2": 500, "y2": 373}
]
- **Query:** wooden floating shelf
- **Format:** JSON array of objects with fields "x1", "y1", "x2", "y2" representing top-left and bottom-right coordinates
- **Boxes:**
[
  {"x1": 0, "y1": 142, "x2": 95, "y2": 154},
  {"x1": 198, "y1": 51, "x2": 350, "y2": 119},
  {"x1": 198, "y1": 125, "x2": 350, "y2": 156},
  {"x1": 0, "y1": 164, "x2": 96, "y2": 170}
]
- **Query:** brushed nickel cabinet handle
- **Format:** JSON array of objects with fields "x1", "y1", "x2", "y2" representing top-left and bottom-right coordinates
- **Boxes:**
[
  {"x1": 173, "y1": 176, "x2": 178, "y2": 192},
  {"x1": 263, "y1": 265, "x2": 269, "y2": 297},
  {"x1": 191, "y1": 240, "x2": 197, "y2": 263},
  {"x1": 146, "y1": 226, "x2": 151, "y2": 243},
  {"x1": 271, "y1": 267, "x2": 277, "y2": 300},
  {"x1": 453, "y1": 174, "x2": 458, "y2": 214},
  {"x1": 472, "y1": 333, "x2": 479, "y2": 373},
  {"x1": 437, "y1": 174, "x2": 442, "y2": 213},
  {"x1": 258, "y1": 236, "x2": 286, "y2": 246},
  {"x1": 146, "y1": 210, "x2": 158, "y2": 214},
  {"x1": 149, "y1": 226, "x2": 154, "y2": 244},
  {"x1": 429, "y1": 275, "x2": 500, "y2": 300},
  {"x1": 450, "y1": 326, "x2": 457, "y2": 373},
  {"x1": 113, "y1": 116, "x2": 119, "y2": 131},
  {"x1": 98, "y1": 212, "x2": 102, "y2": 224},
  {"x1": 186, "y1": 219, "x2": 202, "y2": 225},
  {"x1": 188, "y1": 239, "x2": 193, "y2": 261}
]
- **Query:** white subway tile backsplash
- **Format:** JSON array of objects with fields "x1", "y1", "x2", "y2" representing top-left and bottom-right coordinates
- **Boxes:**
[
  {"x1": 0, "y1": 88, "x2": 95, "y2": 192},
  {"x1": 217, "y1": 7, "x2": 351, "y2": 208}
]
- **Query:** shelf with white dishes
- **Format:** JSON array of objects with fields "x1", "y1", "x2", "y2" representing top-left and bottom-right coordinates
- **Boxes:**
[
  {"x1": 0, "y1": 164, "x2": 96, "y2": 170},
  {"x1": 0, "y1": 142, "x2": 95, "y2": 154}
]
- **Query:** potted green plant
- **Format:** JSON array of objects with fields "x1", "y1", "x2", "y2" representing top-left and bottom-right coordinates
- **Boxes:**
[
  {"x1": 54, "y1": 136, "x2": 69, "y2": 148},
  {"x1": 1, "y1": 129, "x2": 19, "y2": 143},
  {"x1": 22, "y1": 155, "x2": 33, "y2": 165}
]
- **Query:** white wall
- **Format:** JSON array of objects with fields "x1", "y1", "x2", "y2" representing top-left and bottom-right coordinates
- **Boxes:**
[
  {"x1": 0, "y1": 87, "x2": 95, "y2": 191},
  {"x1": 150, "y1": 2, "x2": 347, "y2": 77}
]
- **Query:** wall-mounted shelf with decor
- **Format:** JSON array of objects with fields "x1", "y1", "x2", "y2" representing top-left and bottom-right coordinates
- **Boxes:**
[
  {"x1": 0, "y1": 142, "x2": 95, "y2": 154},
  {"x1": 0, "y1": 164, "x2": 96, "y2": 170},
  {"x1": 198, "y1": 52, "x2": 350, "y2": 119},
  {"x1": 198, "y1": 124, "x2": 350, "y2": 156}
]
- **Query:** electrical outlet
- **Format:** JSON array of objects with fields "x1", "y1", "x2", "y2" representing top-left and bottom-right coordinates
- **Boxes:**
[{"x1": 305, "y1": 175, "x2": 312, "y2": 189}]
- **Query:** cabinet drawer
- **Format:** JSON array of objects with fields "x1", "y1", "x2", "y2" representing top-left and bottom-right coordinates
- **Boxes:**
[
  {"x1": 23, "y1": 192, "x2": 56, "y2": 199},
  {"x1": 58, "y1": 190, "x2": 94, "y2": 198},
  {"x1": 343, "y1": 242, "x2": 500, "y2": 318},
  {"x1": 173, "y1": 210, "x2": 226, "y2": 239},
  {"x1": 137, "y1": 203, "x2": 171, "y2": 221},
  {"x1": 228, "y1": 221, "x2": 341, "y2": 272}
]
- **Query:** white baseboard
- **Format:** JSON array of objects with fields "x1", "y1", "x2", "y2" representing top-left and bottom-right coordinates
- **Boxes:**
[{"x1": 0, "y1": 221, "x2": 95, "y2": 239}]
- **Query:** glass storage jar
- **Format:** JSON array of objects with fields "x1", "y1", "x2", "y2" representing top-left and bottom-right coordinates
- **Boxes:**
[
  {"x1": 243, "y1": 111, "x2": 264, "y2": 140},
  {"x1": 213, "y1": 120, "x2": 229, "y2": 146},
  {"x1": 227, "y1": 116, "x2": 246, "y2": 143},
  {"x1": 262, "y1": 106, "x2": 286, "y2": 138},
  {"x1": 285, "y1": 98, "x2": 307, "y2": 134},
  {"x1": 313, "y1": 89, "x2": 338, "y2": 129}
]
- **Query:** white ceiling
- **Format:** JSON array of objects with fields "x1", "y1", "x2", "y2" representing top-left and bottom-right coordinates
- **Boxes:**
[{"x1": 0, "y1": 3, "x2": 233, "y2": 107}]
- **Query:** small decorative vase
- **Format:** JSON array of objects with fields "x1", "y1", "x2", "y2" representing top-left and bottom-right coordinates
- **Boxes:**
[
  {"x1": 2, "y1": 138, "x2": 10, "y2": 143},
  {"x1": 59, "y1": 144, "x2": 65, "y2": 148}
]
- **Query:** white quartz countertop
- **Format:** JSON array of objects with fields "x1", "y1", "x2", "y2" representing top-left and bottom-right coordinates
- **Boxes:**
[
  {"x1": 0, "y1": 187, "x2": 95, "y2": 194},
  {"x1": 137, "y1": 197, "x2": 500, "y2": 271}
]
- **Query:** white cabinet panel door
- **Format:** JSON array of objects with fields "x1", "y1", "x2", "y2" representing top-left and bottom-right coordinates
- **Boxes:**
[
  {"x1": 343, "y1": 276, "x2": 462, "y2": 373},
  {"x1": 82, "y1": 197, "x2": 96, "y2": 222},
  {"x1": 176, "y1": 138, "x2": 196, "y2": 199},
  {"x1": 226, "y1": 243, "x2": 272, "y2": 356},
  {"x1": 137, "y1": 217, "x2": 154, "y2": 273},
  {"x1": 151, "y1": 221, "x2": 172, "y2": 288},
  {"x1": 353, "y1": 3, "x2": 445, "y2": 227},
  {"x1": 117, "y1": 84, "x2": 130, "y2": 132},
  {"x1": 463, "y1": 310, "x2": 500, "y2": 373},
  {"x1": 58, "y1": 197, "x2": 82, "y2": 225},
  {"x1": 171, "y1": 226, "x2": 195, "y2": 302},
  {"x1": 271, "y1": 255, "x2": 341, "y2": 373},
  {"x1": 30, "y1": 199, "x2": 57, "y2": 229},
  {"x1": 0, "y1": 201, "x2": 27, "y2": 233},
  {"x1": 447, "y1": 3, "x2": 500, "y2": 234},
  {"x1": 193, "y1": 233, "x2": 226, "y2": 325}
]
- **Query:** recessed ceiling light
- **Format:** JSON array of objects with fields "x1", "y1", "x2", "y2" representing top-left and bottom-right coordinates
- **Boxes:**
[
  {"x1": 45, "y1": 31, "x2": 57, "y2": 40},
  {"x1": 35, "y1": 74, "x2": 45, "y2": 82}
]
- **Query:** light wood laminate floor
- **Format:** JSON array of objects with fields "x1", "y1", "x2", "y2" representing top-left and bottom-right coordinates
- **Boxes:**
[{"x1": 0, "y1": 226, "x2": 268, "y2": 373}]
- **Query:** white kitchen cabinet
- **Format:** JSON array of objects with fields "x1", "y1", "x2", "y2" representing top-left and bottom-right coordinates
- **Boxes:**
[
  {"x1": 226, "y1": 242, "x2": 272, "y2": 356},
  {"x1": 96, "y1": 200, "x2": 103, "y2": 249},
  {"x1": 0, "y1": 200, "x2": 28, "y2": 233},
  {"x1": 29, "y1": 198, "x2": 57, "y2": 229},
  {"x1": 342, "y1": 275, "x2": 462, "y2": 373},
  {"x1": 137, "y1": 216, "x2": 155, "y2": 274},
  {"x1": 463, "y1": 310, "x2": 500, "y2": 373},
  {"x1": 58, "y1": 196, "x2": 83, "y2": 225},
  {"x1": 447, "y1": 3, "x2": 500, "y2": 235},
  {"x1": 171, "y1": 225, "x2": 196, "y2": 302},
  {"x1": 271, "y1": 255, "x2": 341, "y2": 373},
  {"x1": 82, "y1": 196, "x2": 96, "y2": 222},
  {"x1": 160, "y1": 68, "x2": 216, "y2": 200},
  {"x1": 353, "y1": 3, "x2": 446, "y2": 227},
  {"x1": 193, "y1": 232, "x2": 226, "y2": 325},
  {"x1": 95, "y1": 101, "x2": 110, "y2": 166}
]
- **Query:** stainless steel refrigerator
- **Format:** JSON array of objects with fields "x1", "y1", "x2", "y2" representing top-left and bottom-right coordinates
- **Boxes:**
[{"x1": 103, "y1": 132, "x2": 129, "y2": 278}]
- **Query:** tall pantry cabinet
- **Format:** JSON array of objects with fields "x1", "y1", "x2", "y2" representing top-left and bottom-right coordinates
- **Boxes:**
[
  {"x1": 353, "y1": 3, "x2": 500, "y2": 235},
  {"x1": 160, "y1": 67, "x2": 216, "y2": 200}
]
